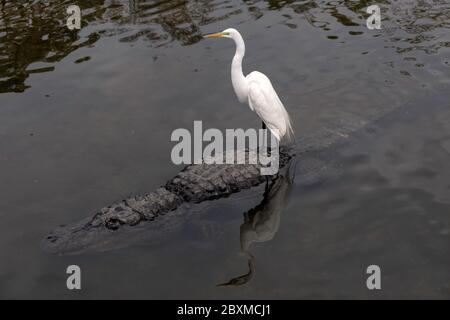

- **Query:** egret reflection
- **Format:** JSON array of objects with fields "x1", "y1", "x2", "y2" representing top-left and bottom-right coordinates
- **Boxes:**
[{"x1": 218, "y1": 161, "x2": 295, "y2": 286}]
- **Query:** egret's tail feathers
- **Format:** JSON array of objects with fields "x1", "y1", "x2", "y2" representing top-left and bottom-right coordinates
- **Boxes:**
[
  {"x1": 267, "y1": 119, "x2": 293, "y2": 143},
  {"x1": 269, "y1": 128, "x2": 281, "y2": 142},
  {"x1": 284, "y1": 110, "x2": 295, "y2": 143}
]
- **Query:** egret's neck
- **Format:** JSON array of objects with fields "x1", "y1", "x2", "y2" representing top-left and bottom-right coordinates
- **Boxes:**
[{"x1": 231, "y1": 33, "x2": 248, "y2": 103}]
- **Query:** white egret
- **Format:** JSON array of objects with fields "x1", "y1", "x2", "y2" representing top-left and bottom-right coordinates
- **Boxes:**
[{"x1": 203, "y1": 28, "x2": 294, "y2": 144}]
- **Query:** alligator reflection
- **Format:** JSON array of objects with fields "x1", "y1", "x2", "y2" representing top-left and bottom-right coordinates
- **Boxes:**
[{"x1": 218, "y1": 161, "x2": 295, "y2": 286}]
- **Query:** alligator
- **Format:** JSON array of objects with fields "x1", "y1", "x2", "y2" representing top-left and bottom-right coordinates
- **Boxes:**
[
  {"x1": 41, "y1": 114, "x2": 362, "y2": 255},
  {"x1": 44, "y1": 89, "x2": 444, "y2": 255},
  {"x1": 44, "y1": 148, "x2": 296, "y2": 254}
]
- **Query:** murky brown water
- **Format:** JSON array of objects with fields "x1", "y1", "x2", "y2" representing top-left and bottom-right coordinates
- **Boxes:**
[{"x1": 0, "y1": 0, "x2": 449, "y2": 299}]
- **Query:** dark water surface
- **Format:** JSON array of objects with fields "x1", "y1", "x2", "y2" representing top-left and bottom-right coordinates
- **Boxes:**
[{"x1": 0, "y1": 0, "x2": 449, "y2": 299}]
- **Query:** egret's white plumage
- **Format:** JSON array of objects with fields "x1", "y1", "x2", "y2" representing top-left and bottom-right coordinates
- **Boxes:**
[{"x1": 204, "y1": 28, "x2": 294, "y2": 142}]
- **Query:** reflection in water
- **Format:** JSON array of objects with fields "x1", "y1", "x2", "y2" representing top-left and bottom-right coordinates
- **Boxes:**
[
  {"x1": 219, "y1": 161, "x2": 295, "y2": 286},
  {"x1": 1, "y1": 0, "x2": 449, "y2": 93},
  {"x1": 0, "y1": 0, "x2": 84, "y2": 92}
]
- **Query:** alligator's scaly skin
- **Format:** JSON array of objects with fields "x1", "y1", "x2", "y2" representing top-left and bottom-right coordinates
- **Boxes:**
[{"x1": 45, "y1": 149, "x2": 293, "y2": 253}]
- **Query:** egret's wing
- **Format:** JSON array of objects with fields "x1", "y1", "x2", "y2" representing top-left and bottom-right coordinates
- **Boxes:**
[
  {"x1": 247, "y1": 71, "x2": 294, "y2": 141},
  {"x1": 248, "y1": 82, "x2": 281, "y2": 140}
]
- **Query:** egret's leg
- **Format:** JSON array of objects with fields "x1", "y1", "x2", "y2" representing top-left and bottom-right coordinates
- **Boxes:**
[
  {"x1": 261, "y1": 121, "x2": 271, "y2": 156},
  {"x1": 262, "y1": 122, "x2": 267, "y2": 146},
  {"x1": 260, "y1": 121, "x2": 272, "y2": 191},
  {"x1": 261, "y1": 122, "x2": 269, "y2": 191},
  {"x1": 258, "y1": 121, "x2": 266, "y2": 154}
]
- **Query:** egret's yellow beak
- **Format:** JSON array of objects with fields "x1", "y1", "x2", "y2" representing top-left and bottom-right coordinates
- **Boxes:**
[{"x1": 203, "y1": 32, "x2": 226, "y2": 39}]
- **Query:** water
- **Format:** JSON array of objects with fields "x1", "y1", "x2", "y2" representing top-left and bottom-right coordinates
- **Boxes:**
[{"x1": 0, "y1": 0, "x2": 449, "y2": 299}]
